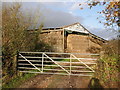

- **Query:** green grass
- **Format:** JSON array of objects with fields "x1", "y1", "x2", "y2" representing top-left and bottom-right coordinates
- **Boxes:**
[
  {"x1": 2, "y1": 73, "x2": 37, "y2": 88},
  {"x1": 54, "y1": 59, "x2": 70, "y2": 61},
  {"x1": 2, "y1": 59, "x2": 71, "y2": 88}
]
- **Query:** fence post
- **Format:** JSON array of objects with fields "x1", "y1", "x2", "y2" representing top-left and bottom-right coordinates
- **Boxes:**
[
  {"x1": 42, "y1": 53, "x2": 44, "y2": 73},
  {"x1": 15, "y1": 51, "x2": 19, "y2": 76}
]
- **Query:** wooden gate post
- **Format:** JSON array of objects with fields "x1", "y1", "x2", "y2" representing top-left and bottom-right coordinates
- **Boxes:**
[
  {"x1": 15, "y1": 51, "x2": 23, "y2": 77},
  {"x1": 16, "y1": 51, "x2": 19, "y2": 76},
  {"x1": 13, "y1": 53, "x2": 17, "y2": 77}
]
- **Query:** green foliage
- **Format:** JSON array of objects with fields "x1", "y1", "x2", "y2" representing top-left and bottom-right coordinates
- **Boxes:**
[
  {"x1": 96, "y1": 54, "x2": 119, "y2": 88},
  {"x1": 3, "y1": 73, "x2": 37, "y2": 88},
  {"x1": 2, "y1": 2, "x2": 53, "y2": 85},
  {"x1": 94, "y1": 39, "x2": 120, "y2": 88}
]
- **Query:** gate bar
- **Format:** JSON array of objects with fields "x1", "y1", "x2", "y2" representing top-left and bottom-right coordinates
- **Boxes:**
[
  {"x1": 43, "y1": 53, "x2": 70, "y2": 74},
  {"x1": 20, "y1": 51, "x2": 99, "y2": 55},
  {"x1": 19, "y1": 53, "x2": 42, "y2": 72},
  {"x1": 71, "y1": 54, "x2": 95, "y2": 72}
]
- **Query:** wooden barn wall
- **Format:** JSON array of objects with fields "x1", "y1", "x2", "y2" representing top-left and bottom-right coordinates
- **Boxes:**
[
  {"x1": 66, "y1": 34, "x2": 89, "y2": 53},
  {"x1": 39, "y1": 30, "x2": 64, "y2": 52},
  {"x1": 66, "y1": 34, "x2": 103, "y2": 54},
  {"x1": 39, "y1": 30, "x2": 104, "y2": 55},
  {"x1": 88, "y1": 36, "x2": 103, "y2": 53}
]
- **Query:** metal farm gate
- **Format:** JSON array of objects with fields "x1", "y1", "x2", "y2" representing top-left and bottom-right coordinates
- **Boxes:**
[{"x1": 17, "y1": 52, "x2": 99, "y2": 76}]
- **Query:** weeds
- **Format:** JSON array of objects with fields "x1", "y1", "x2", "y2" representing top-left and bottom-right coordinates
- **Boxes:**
[
  {"x1": 95, "y1": 54, "x2": 119, "y2": 88},
  {"x1": 2, "y1": 73, "x2": 37, "y2": 88}
]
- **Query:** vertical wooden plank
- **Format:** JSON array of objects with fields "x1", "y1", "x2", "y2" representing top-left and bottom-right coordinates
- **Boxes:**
[
  {"x1": 88, "y1": 33, "x2": 90, "y2": 48},
  {"x1": 88, "y1": 33, "x2": 91, "y2": 57},
  {"x1": 63, "y1": 29, "x2": 65, "y2": 52}
]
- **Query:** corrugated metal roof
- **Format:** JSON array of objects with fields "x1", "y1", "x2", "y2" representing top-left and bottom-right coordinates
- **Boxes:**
[{"x1": 41, "y1": 22, "x2": 107, "y2": 42}]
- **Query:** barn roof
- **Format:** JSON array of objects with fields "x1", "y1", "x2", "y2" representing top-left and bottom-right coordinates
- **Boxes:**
[{"x1": 42, "y1": 22, "x2": 107, "y2": 42}]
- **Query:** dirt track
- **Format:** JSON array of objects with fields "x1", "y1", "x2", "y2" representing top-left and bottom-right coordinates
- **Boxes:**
[{"x1": 18, "y1": 74, "x2": 91, "y2": 88}]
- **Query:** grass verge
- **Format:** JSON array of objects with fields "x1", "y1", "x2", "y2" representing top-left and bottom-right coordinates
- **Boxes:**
[
  {"x1": 2, "y1": 59, "x2": 70, "y2": 88},
  {"x1": 2, "y1": 73, "x2": 37, "y2": 88}
]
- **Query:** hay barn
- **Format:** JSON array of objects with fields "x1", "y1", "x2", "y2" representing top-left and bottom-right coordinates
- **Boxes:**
[{"x1": 39, "y1": 22, "x2": 107, "y2": 54}]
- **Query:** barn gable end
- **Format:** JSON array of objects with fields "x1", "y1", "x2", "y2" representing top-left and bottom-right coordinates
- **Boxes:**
[
  {"x1": 62, "y1": 23, "x2": 89, "y2": 34},
  {"x1": 39, "y1": 22, "x2": 107, "y2": 54}
]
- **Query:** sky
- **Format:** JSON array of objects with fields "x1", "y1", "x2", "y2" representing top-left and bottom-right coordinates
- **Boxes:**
[{"x1": 4, "y1": 1, "x2": 119, "y2": 40}]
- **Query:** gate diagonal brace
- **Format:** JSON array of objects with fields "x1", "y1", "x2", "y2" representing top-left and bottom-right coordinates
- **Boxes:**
[
  {"x1": 19, "y1": 53, "x2": 42, "y2": 73},
  {"x1": 43, "y1": 53, "x2": 70, "y2": 74},
  {"x1": 71, "y1": 54, "x2": 95, "y2": 72}
]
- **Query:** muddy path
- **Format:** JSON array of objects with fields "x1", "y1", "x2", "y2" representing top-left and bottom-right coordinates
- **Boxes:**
[{"x1": 18, "y1": 74, "x2": 91, "y2": 88}]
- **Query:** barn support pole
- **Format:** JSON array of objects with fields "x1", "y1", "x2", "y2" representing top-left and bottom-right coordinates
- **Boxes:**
[
  {"x1": 88, "y1": 33, "x2": 90, "y2": 49},
  {"x1": 63, "y1": 29, "x2": 65, "y2": 53},
  {"x1": 88, "y1": 33, "x2": 91, "y2": 58}
]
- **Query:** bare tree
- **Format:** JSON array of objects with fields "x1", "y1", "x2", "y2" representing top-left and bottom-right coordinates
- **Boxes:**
[{"x1": 2, "y1": 2, "x2": 43, "y2": 79}]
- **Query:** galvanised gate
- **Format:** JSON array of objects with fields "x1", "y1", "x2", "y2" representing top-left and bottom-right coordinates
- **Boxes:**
[{"x1": 17, "y1": 52, "x2": 99, "y2": 76}]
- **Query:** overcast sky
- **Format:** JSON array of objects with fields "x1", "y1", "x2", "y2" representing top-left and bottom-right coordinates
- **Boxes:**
[{"x1": 7, "y1": 2, "x2": 119, "y2": 40}]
